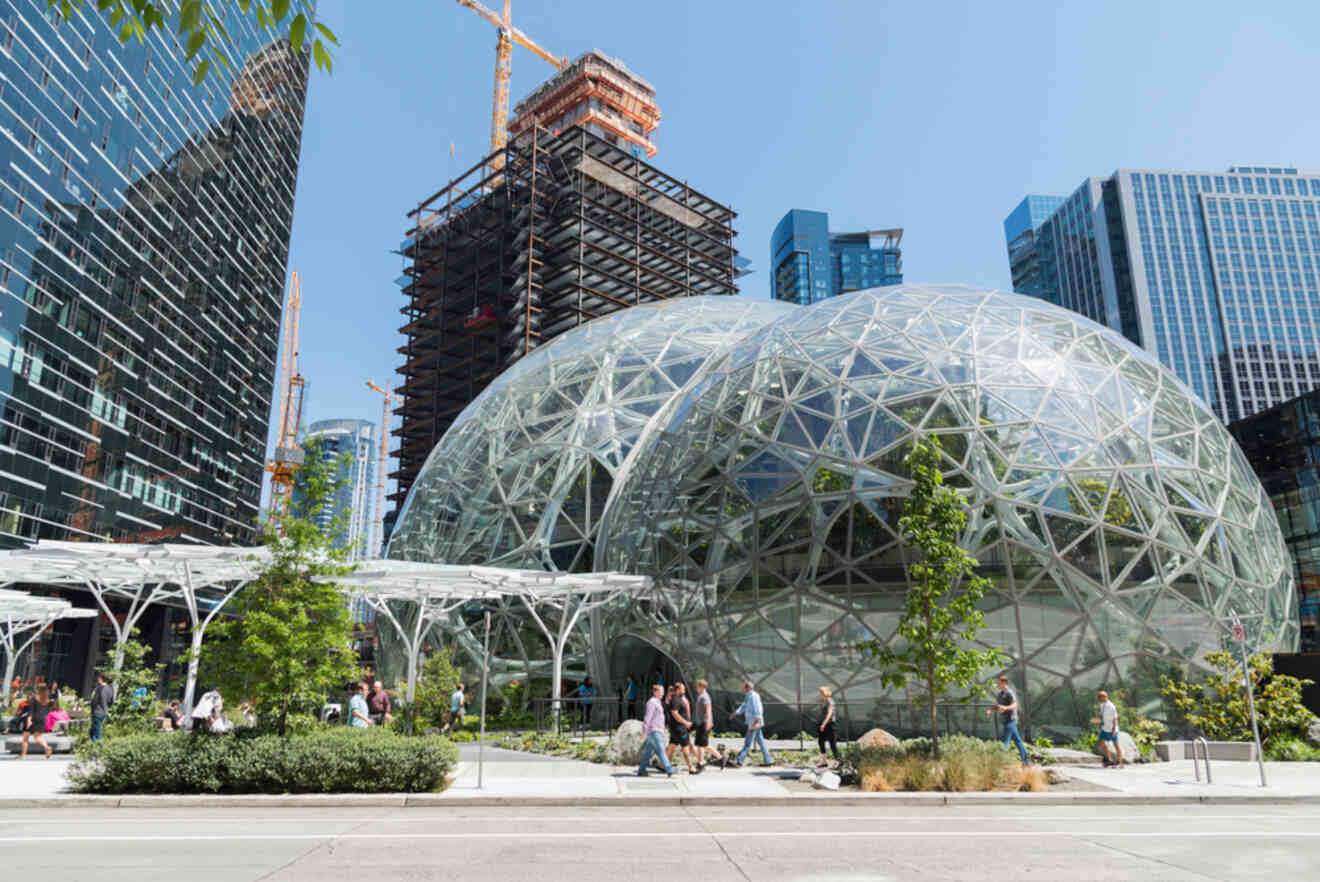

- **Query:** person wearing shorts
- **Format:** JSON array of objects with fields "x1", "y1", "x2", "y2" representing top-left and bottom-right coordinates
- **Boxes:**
[
  {"x1": 668, "y1": 683, "x2": 697, "y2": 773},
  {"x1": 1096, "y1": 690, "x2": 1123, "y2": 767},
  {"x1": 692, "y1": 679, "x2": 725, "y2": 770}
]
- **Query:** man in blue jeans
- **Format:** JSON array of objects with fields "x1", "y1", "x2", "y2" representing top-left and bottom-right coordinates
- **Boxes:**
[
  {"x1": 729, "y1": 679, "x2": 773, "y2": 767},
  {"x1": 986, "y1": 674, "x2": 1028, "y2": 764},
  {"x1": 88, "y1": 672, "x2": 113, "y2": 743},
  {"x1": 637, "y1": 684, "x2": 674, "y2": 777}
]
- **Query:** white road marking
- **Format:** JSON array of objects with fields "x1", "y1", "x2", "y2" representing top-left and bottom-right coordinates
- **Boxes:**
[{"x1": 0, "y1": 831, "x2": 1317, "y2": 843}]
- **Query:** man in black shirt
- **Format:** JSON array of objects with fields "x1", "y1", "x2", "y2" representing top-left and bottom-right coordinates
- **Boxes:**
[
  {"x1": 89, "y1": 672, "x2": 114, "y2": 743},
  {"x1": 985, "y1": 674, "x2": 1028, "y2": 763}
]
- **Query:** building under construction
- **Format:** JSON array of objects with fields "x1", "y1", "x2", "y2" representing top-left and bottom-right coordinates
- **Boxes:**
[{"x1": 391, "y1": 52, "x2": 740, "y2": 508}]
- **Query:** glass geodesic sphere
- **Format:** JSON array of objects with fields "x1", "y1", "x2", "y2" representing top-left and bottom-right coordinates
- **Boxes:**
[
  {"x1": 595, "y1": 284, "x2": 1295, "y2": 733},
  {"x1": 388, "y1": 296, "x2": 797, "y2": 571}
]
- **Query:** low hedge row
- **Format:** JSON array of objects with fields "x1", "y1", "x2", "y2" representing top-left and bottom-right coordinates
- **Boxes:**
[{"x1": 67, "y1": 729, "x2": 459, "y2": 794}]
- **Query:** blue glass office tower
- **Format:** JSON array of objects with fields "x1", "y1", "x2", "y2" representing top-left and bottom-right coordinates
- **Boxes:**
[
  {"x1": 770, "y1": 209, "x2": 902, "y2": 304},
  {"x1": 0, "y1": 5, "x2": 312, "y2": 545},
  {"x1": 1003, "y1": 195, "x2": 1066, "y2": 302},
  {"x1": 300, "y1": 419, "x2": 376, "y2": 560},
  {"x1": 1007, "y1": 167, "x2": 1320, "y2": 424}
]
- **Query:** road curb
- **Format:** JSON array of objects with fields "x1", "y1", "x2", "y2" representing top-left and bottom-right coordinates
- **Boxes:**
[{"x1": 4, "y1": 792, "x2": 1319, "y2": 809}]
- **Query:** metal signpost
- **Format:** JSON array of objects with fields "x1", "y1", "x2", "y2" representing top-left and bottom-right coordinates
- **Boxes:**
[
  {"x1": 1230, "y1": 611, "x2": 1267, "y2": 787},
  {"x1": 478, "y1": 609, "x2": 491, "y2": 790}
]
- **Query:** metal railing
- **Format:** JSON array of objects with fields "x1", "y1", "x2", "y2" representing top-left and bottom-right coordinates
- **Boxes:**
[{"x1": 1192, "y1": 736, "x2": 1212, "y2": 783}]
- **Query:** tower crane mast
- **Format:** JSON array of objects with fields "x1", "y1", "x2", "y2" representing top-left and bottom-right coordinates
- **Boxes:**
[
  {"x1": 266, "y1": 271, "x2": 306, "y2": 531},
  {"x1": 366, "y1": 380, "x2": 398, "y2": 558},
  {"x1": 454, "y1": 0, "x2": 566, "y2": 168}
]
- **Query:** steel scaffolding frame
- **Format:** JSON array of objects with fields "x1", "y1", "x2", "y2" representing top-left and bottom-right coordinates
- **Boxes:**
[{"x1": 391, "y1": 125, "x2": 739, "y2": 508}]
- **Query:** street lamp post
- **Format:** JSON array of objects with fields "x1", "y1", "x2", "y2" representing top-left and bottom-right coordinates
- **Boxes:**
[{"x1": 478, "y1": 609, "x2": 491, "y2": 790}]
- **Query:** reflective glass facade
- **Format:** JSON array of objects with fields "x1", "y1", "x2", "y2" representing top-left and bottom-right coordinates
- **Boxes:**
[
  {"x1": 770, "y1": 209, "x2": 901, "y2": 305},
  {"x1": 0, "y1": 4, "x2": 311, "y2": 545},
  {"x1": 1003, "y1": 195, "x2": 1066, "y2": 302},
  {"x1": 301, "y1": 418, "x2": 375, "y2": 560},
  {"x1": 1229, "y1": 389, "x2": 1320, "y2": 650},
  {"x1": 1010, "y1": 167, "x2": 1320, "y2": 424},
  {"x1": 390, "y1": 284, "x2": 1294, "y2": 735}
]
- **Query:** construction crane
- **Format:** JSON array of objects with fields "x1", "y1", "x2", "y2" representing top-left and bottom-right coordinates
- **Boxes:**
[
  {"x1": 265, "y1": 271, "x2": 306, "y2": 531},
  {"x1": 454, "y1": 0, "x2": 566, "y2": 168},
  {"x1": 366, "y1": 380, "x2": 398, "y2": 558}
]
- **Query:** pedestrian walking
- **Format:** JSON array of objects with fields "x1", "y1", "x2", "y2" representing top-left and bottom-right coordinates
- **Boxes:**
[
  {"x1": 624, "y1": 674, "x2": 639, "y2": 720},
  {"x1": 368, "y1": 680, "x2": 392, "y2": 725},
  {"x1": 447, "y1": 683, "x2": 465, "y2": 731},
  {"x1": 636, "y1": 684, "x2": 674, "y2": 777},
  {"x1": 88, "y1": 671, "x2": 114, "y2": 743},
  {"x1": 729, "y1": 679, "x2": 773, "y2": 767},
  {"x1": 349, "y1": 681, "x2": 372, "y2": 728},
  {"x1": 691, "y1": 679, "x2": 725, "y2": 770},
  {"x1": 574, "y1": 676, "x2": 596, "y2": 728},
  {"x1": 191, "y1": 687, "x2": 222, "y2": 734},
  {"x1": 985, "y1": 674, "x2": 1028, "y2": 763},
  {"x1": 1095, "y1": 690, "x2": 1123, "y2": 767},
  {"x1": 19, "y1": 685, "x2": 53, "y2": 758},
  {"x1": 816, "y1": 685, "x2": 840, "y2": 761},
  {"x1": 668, "y1": 683, "x2": 698, "y2": 773}
]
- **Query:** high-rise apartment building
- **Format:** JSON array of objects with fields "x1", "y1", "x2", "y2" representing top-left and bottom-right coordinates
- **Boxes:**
[
  {"x1": 1006, "y1": 166, "x2": 1320, "y2": 423},
  {"x1": 770, "y1": 209, "x2": 902, "y2": 305},
  {"x1": 300, "y1": 419, "x2": 375, "y2": 559},
  {"x1": 392, "y1": 52, "x2": 739, "y2": 508},
  {"x1": 0, "y1": 5, "x2": 312, "y2": 546},
  {"x1": 1003, "y1": 195, "x2": 1066, "y2": 302}
]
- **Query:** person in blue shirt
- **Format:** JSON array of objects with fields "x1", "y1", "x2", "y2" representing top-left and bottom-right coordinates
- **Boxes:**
[
  {"x1": 729, "y1": 679, "x2": 773, "y2": 767},
  {"x1": 349, "y1": 681, "x2": 372, "y2": 729},
  {"x1": 446, "y1": 683, "x2": 465, "y2": 732},
  {"x1": 574, "y1": 676, "x2": 596, "y2": 728},
  {"x1": 624, "y1": 674, "x2": 639, "y2": 720}
]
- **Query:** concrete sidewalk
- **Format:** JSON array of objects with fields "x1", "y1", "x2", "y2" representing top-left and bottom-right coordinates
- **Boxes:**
[{"x1": 7, "y1": 743, "x2": 1320, "y2": 807}]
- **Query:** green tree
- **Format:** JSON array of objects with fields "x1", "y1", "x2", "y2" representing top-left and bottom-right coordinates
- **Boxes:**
[
  {"x1": 46, "y1": 0, "x2": 338, "y2": 85},
  {"x1": 106, "y1": 629, "x2": 165, "y2": 734},
  {"x1": 859, "y1": 439, "x2": 1006, "y2": 758},
  {"x1": 411, "y1": 648, "x2": 463, "y2": 731},
  {"x1": 1161, "y1": 650, "x2": 1315, "y2": 744},
  {"x1": 199, "y1": 437, "x2": 357, "y2": 736}
]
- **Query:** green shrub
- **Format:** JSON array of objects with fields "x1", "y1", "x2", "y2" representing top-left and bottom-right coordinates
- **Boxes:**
[
  {"x1": 1162, "y1": 651, "x2": 1314, "y2": 743},
  {"x1": 411, "y1": 650, "x2": 462, "y2": 730},
  {"x1": 1264, "y1": 737, "x2": 1320, "y2": 762},
  {"x1": 67, "y1": 729, "x2": 459, "y2": 794}
]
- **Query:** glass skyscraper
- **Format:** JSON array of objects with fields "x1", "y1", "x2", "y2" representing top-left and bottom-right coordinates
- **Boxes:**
[
  {"x1": 0, "y1": 4, "x2": 312, "y2": 546},
  {"x1": 301, "y1": 418, "x2": 376, "y2": 560},
  {"x1": 770, "y1": 209, "x2": 902, "y2": 305},
  {"x1": 1006, "y1": 167, "x2": 1320, "y2": 423},
  {"x1": 1003, "y1": 195, "x2": 1066, "y2": 302}
]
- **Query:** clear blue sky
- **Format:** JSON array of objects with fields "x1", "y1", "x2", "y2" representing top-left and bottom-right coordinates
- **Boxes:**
[{"x1": 282, "y1": 0, "x2": 1319, "y2": 500}]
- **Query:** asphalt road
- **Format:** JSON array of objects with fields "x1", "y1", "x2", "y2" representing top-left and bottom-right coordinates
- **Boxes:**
[{"x1": 1, "y1": 804, "x2": 1317, "y2": 881}]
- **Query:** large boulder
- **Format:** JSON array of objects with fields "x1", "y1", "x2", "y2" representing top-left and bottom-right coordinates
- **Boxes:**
[
  {"x1": 1092, "y1": 731, "x2": 1141, "y2": 764},
  {"x1": 1305, "y1": 718, "x2": 1320, "y2": 749},
  {"x1": 605, "y1": 719, "x2": 666, "y2": 766},
  {"x1": 856, "y1": 728, "x2": 900, "y2": 750}
]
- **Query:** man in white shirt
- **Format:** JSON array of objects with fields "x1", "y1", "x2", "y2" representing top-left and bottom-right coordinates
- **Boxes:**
[{"x1": 1096, "y1": 690, "x2": 1122, "y2": 767}]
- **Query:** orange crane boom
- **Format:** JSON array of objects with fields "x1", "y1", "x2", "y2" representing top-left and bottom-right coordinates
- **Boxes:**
[
  {"x1": 366, "y1": 380, "x2": 398, "y2": 558},
  {"x1": 454, "y1": 0, "x2": 566, "y2": 164},
  {"x1": 266, "y1": 271, "x2": 306, "y2": 531}
]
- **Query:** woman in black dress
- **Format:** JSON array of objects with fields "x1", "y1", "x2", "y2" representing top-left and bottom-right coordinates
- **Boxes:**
[{"x1": 20, "y1": 685, "x2": 53, "y2": 758}]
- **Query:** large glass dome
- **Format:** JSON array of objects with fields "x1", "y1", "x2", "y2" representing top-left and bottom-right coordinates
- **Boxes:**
[
  {"x1": 596, "y1": 284, "x2": 1295, "y2": 734},
  {"x1": 388, "y1": 296, "x2": 797, "y2": 571}
]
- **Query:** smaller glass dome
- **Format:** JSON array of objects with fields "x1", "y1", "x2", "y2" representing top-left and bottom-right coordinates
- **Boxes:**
[{"x1": 388, "y1": 296, "x2": 797, "y2": 571}]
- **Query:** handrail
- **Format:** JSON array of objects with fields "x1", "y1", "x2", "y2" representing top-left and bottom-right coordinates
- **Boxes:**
[{"x1": 1192, "y1": 736, "x2": 1212, "y2": 783}]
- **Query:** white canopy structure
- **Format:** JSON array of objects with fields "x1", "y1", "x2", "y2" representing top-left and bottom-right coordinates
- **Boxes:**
[
  {"x1": 0, "y1": 589, "x2": 98, "y2": 701},
  {"x1": 323, "y1": 561, "x2": 652, "y2": 719},
  {"x1": 0, "y1": 542, "x2": 269, "y2": 712}
]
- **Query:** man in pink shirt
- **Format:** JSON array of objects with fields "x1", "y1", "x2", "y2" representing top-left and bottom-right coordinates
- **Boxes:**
[{"x1": 636, "y1": 684, "x2": 674, "y2": 777}]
